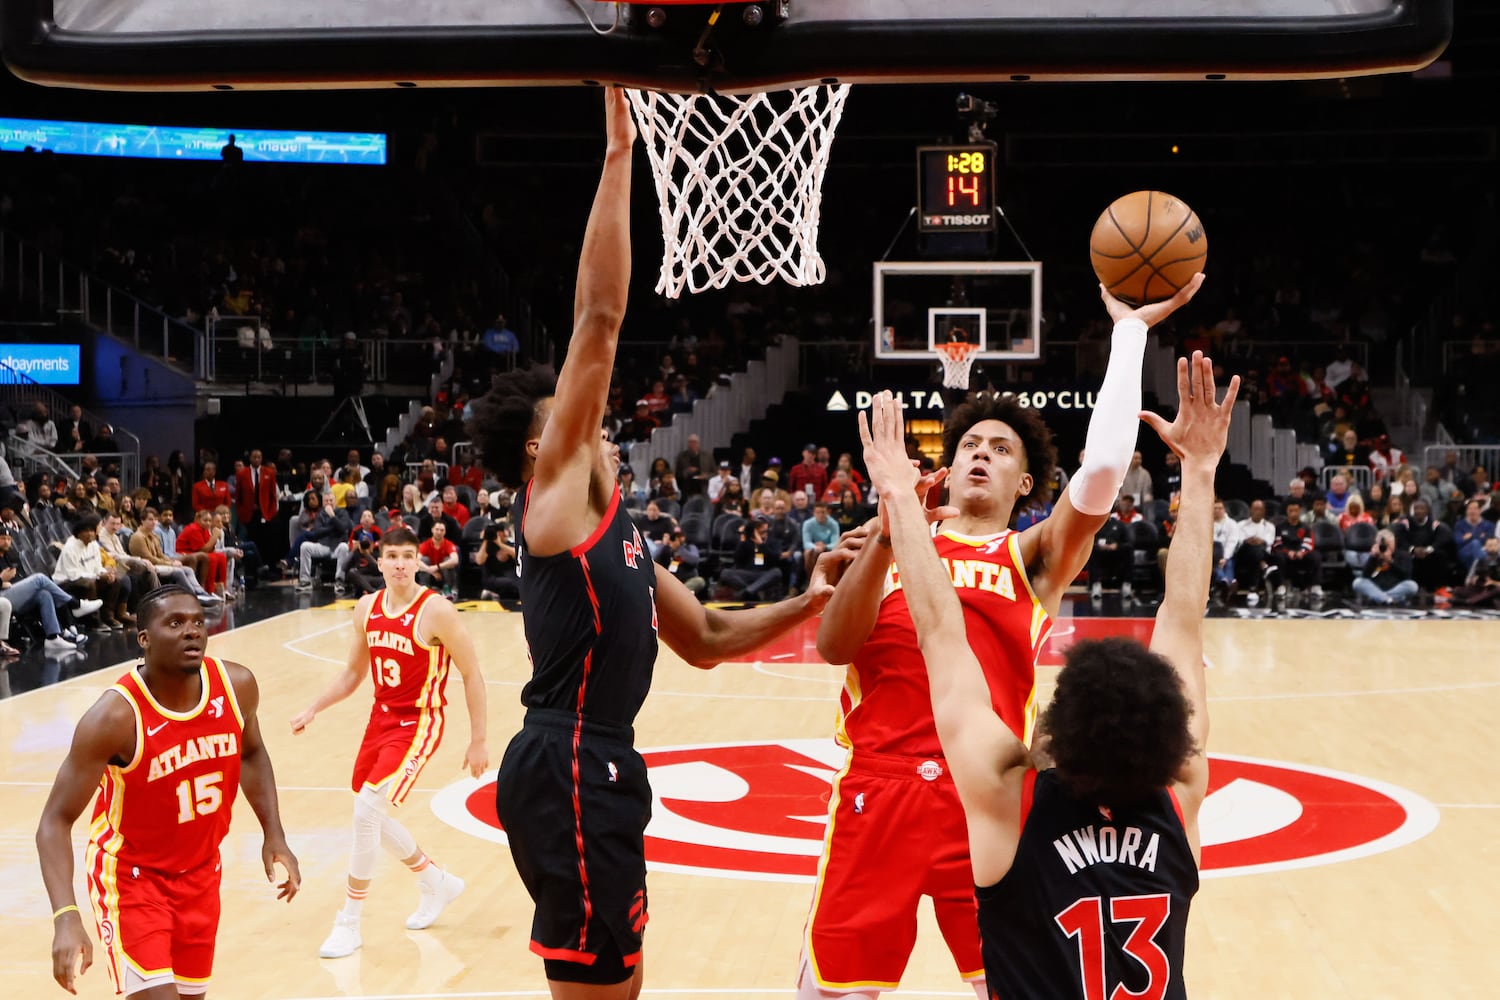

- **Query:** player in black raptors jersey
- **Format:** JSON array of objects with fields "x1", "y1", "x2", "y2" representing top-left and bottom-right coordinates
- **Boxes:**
[
  {"x1": 465, "y1": 90, "x2": 850, "y2": 1000},
  {"x1": 859, "y1": 347, "x2": 1239, "y2": 1000}
]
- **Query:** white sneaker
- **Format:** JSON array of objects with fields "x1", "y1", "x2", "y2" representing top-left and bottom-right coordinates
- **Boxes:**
[
  {"x1": 318, "y1": 913, "x2": 362, "y2": 959},
  {"x1": 44, "y1": 636, "x2": 79, "y2": 654},
  {"x1": 1090, "y1": 582, "x2": 1103, "y2": 599},
  {"x1": 406, "y1": 870, "x2": 465, "y2": 930},
  {"x1": 75, "y1": 598, "x2": 103, "y2": 618},
  {"x1": 1120, "y1": 581, "x2": 1133, "y2": 601}
]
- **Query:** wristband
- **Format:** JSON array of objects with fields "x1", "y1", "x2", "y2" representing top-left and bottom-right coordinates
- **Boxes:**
[{"x1": 52, "y1": 904, "x2": 79, "y2": 920}]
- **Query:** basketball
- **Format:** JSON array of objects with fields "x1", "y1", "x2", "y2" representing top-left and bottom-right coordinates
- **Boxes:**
[{"x1": 1089, "y1": 190, "x2": 1207, "y2": 306}]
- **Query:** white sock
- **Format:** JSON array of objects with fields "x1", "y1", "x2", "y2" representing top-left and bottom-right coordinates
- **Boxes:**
[
  {"x1": 340, "y1": 884, "x2": 367, "y2": 919},
  {"x1": 408, "y1": 852, "x2": 443, "y2": 888}
]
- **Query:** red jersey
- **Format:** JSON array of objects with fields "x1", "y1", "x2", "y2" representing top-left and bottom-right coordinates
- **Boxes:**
[
  {"x1": 842, "y1": 528, "x2": 1050, "y2": 756},
  {"x1": 88, "y1": 656, "x2": 244, "y2": 874},
  {"x1": 363, "y1": 588, "x2": 452, "y2": 713}
]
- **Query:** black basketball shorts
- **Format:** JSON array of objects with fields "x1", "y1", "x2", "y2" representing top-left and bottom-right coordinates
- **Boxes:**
[{"x1": 495, "y1": 708, "x2": 652, "y2": 984}]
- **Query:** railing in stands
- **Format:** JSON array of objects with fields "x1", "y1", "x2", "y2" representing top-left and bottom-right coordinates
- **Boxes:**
[
  {"x1": 1422, "y1": 445, "x2": 1500, "y2": 479},
  {"x1": 1321, "y1": 464, "x2": 1375, "y2": 493},
  {"x1": 195, "y1": 320, "x2": 429, "y2": 386},
  {"x1": 0, "y1": 363, "x2": 143, "y2": 490},
  {"x1": 0, "y1": 228, "x2": 201, "y2": 376}
]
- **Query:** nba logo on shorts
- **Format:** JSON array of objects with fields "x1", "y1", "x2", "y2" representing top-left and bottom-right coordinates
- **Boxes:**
[
  {"x1": 917, "y1": 760, "x2": 944, "y2": 781},
  {"x1": 608, "y1": 761, "x2": 619, "y2": 783}
]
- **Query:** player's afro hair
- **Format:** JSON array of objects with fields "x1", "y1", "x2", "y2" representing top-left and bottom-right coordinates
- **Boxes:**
[
  {"x1": 940, "y1": 392, "x2": 1057, "y2": 525},
  {"x1": 465, "y1": 364, "x2": 559, "y2": 488},
  {"x1": 1038, "y1": 637, "x2": 1196, "y2": 808}
]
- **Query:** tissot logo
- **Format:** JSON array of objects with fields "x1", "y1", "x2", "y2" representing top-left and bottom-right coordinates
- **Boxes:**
[{"x1": 431, "y1": 740, "x2": 1437, "y2": 883}]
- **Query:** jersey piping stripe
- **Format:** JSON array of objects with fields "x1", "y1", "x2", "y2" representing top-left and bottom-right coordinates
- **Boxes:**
[
  {"x1": 834, "y1": 663, "x2": 863, "y2": 750},
  {"x1": 530, "y1": 943, "x2": 598, "y2": 966},
  {"x1": 1006, "y1": 532, "x2": 1051, "y2": 743},
  {"x1": 801, "y1": 747, "x2": 894, "y2": 990},
  {"x1": 387, "y1": 706, "x2": 445, "y2": 805},
  {"x1": 569, "y1": 486, "x2": 623, "y2": 559},
  {"x1": 568, "y1": 552, "x2": 605, "y2": 955}
]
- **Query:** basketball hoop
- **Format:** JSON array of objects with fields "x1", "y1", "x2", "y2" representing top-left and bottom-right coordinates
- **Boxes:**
[
  {"x1": 626, "y1": 84, "x2": 851, "y2": 298},
  {"x1": 937, "y1": 342, "x2": 980, "y2": 390}
]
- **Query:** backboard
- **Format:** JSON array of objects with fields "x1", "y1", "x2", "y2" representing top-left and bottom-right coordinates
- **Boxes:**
[
  {"x1": 2, "y1": 1, "x2": 1452, "y2": 92},
  {"x1": 874, "y1": 261, "x2": 1042, "y2": 363}
]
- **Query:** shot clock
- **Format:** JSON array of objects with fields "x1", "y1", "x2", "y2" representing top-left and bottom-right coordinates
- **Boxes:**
[{"x1": 917, "y1": 142, "x2": 997, "y2": 233}]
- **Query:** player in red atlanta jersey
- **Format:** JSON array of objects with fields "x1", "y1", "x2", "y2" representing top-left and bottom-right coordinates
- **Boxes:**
[
  {"x1": 802, "y1": 277, "x2": 1205, "y2": 999},
  {"x1": 37, "y1": 584, "x2": 300, "y2": 997},
  {"x1": 864, "y1": 349, "x2": 1234, "y2": 999},
  {"x1": 291, "y1": 526, "x2": 488, "y2": 960}
]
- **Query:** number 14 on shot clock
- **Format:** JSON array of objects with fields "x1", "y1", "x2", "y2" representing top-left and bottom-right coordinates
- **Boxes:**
[{"x1": 918, "y1": 141, "x2": 997, "y2": 232}]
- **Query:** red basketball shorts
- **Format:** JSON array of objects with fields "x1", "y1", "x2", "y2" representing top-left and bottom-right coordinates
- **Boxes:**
[
  {"x1": 802, "y1": 750, "x2": 984, "y2": 992},
  {"x1": 351, "y1": 705, "x2": 446, "y2": 806},
  {"x1": 85, "y1": 847, "x2": 222, "y2": 996}
]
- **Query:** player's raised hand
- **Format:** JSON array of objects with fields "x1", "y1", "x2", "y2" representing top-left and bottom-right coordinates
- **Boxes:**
[
  {"x1": 605, "y1": 87, "x2": 638, "y2": 152},
  {"x1": 264, "y1": 838, "x2": 302, "y2": 902},
  {"x1": 463, "y1": 739, "x2": 490, "y2": 778},
  {"x1": 1139, "y1": 350, "x2": 1240, "y2": 466},
  {"x1": 1100, "y1": 272, "x2": 1205, "y2": 328},
  {"x1": 858, "y1": 391, "x2": 919, "y2": 501},
  {"x1": 50, "y1": 908, "x2": 92, "y2": 994}
]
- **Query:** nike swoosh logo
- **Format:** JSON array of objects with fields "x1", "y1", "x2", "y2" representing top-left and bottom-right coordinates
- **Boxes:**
[
  {"x1": 400, "y1": 720, "x2": 417, "y2": 727},
  {"x1": 146, "y1": 722, "x2": 169, "y2": 737}
]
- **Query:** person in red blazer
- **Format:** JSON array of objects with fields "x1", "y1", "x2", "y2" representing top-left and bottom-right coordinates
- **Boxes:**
[
  {"x1": 235, "y1": 450, "x2": 281, "y2": 573},
  {"x1": 236, "y1": 450, "x2": 279, "y2": 527},
  {"x1": 191, "y1": 461, "x2": 233, "y2": 514}
]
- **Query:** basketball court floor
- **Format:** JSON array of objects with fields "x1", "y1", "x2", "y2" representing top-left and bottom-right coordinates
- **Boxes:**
[{"x1": 1, "y1": 603, "x2": 1496, "y2": 999}]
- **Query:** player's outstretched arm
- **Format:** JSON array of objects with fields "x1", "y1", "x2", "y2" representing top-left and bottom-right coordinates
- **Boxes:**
[
  {"x1": 36, "y1": 694, "x2": 134, "y2": 994},
  {"x1": 290, "y1": 594, "x2": 374, "y2": 734},
  {"x1": 861, "y1": 392, "x2": 1028, "y2": 886},
  {"x1": 226, "y1": 662, "x2": 301, "y2": 903},
  {"x1": 422, "y1": 599, "x2": 489, "y2": 777},
  {"x1": 527, "y1": 88, "x2": 637, "y2": 554},
  {"x1": 655, "y1": 545, "x2": 852, "y2": 669},
  {"x1": 1142, "y1": 352, "x2": 1239, "y2": 839},
  {"x1": 1023, "y1": 274, "x2": 1204, "y2": 610}
]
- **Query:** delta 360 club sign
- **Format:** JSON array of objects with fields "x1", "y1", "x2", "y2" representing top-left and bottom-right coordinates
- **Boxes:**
[{"x1": 431, "y1": 739, "x2": 1438, "y2": 882}]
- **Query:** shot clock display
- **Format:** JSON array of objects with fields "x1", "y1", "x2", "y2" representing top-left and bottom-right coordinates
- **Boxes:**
[{"x1": 917, "y1": 142, "x2": 997, "y2": 233}]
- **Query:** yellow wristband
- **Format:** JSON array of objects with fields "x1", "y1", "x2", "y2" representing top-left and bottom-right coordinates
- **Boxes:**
[{"x1": 52, "y1": 905, "x2": 79, "y2": 920}]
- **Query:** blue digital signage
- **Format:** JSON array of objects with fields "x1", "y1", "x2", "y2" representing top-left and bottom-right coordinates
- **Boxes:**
[
  {"x1": 0, "y1": 344, "x2": 81, "y2": 385},
  {"x1": 0, "y1": 117, "x2": 385, "y2": 165}
]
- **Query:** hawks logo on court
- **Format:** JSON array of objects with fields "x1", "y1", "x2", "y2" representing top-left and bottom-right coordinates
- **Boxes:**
[{"x1": 431, "y1": 740, "x2": 1438, "y2": 883}]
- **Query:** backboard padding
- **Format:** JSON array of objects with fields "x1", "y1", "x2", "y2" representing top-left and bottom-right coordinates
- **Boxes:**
[{"x1": 5, "y1": 0, "x2": 1452, "y2": 92}]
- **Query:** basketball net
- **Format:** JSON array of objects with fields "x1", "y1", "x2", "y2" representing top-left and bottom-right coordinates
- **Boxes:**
[
  {"x1": 937, "y1": 342, "x2": 980, "y2": 390},
  {"x1": 626, "y1": 84, "x2": 851, "y2": 298}
]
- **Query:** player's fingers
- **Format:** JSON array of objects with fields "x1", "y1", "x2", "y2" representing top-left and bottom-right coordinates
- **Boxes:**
[
  {"x1": 856, "y1": 409, "x2": 872, "y2": 449},
  {"x1": 1139, "y1": 411, "x2": 1172, "y2": 442},
  {"x1": 1189, "y1": 350, "x2": 1205, "y2": 402},
  {"x1": 81, "y1": 939, "x2": 92, "y2": 974},
  {"x1": 1174, "y1": 356, "x2": 1190, "y2": 403},
  {"x1": 1220, "y1": 374, "x2": 1242, "y2": 411}
]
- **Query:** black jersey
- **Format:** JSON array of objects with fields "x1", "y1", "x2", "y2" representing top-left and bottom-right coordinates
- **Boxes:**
[
  {"x1": 977, "y1": 769, "x2": 1198, "y2": 1000},
  {"x1": 515, "y1": 482, "x2": 659, "y2": 731}
]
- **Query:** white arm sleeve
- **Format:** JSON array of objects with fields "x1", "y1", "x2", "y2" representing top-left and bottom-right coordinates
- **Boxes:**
[{"x1": 1066, "y1": 318, "x2": 1149, "y2": 516}]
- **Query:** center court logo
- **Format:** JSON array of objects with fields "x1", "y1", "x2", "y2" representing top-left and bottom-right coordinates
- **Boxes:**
[{"x1": 430, "y1": 739, "x2": 1438, "y2": 883}]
